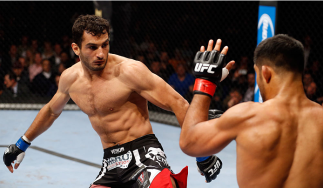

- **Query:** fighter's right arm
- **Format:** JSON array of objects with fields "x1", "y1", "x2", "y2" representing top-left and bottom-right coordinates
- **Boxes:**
[
  {"x1": 24, "y1": 70, "x2": 73, "y2": 141},
  {"x1": 3, "y1": 69, "x2": 73, "y2": 172}
]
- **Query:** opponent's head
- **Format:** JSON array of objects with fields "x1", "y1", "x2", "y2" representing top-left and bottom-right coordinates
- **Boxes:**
[
  {"x1": 71, "y1": 15, "x2": 110, "y2": 71},
  {"x1": 253, "y1": 34, "x2": 304, "y2": 100}
]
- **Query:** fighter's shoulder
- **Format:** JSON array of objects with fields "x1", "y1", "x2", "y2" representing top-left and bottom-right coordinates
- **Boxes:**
[
  {"x1": 224, "y1": 101, "x2": 261, "y2": 118},
  {"x1": 220, "y1": 101, "x2": 267, "y2": 126},
  {"x1": 59, "y1": 62, "x2": 80, "y2": 87},
  {"x1": 116, "y1": 55, "x2": 148, "y2": 77}
]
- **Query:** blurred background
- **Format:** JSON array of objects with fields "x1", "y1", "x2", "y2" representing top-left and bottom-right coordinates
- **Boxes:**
[{"x1": 0, "y1": 1, "x2": 322, "y2": 125}]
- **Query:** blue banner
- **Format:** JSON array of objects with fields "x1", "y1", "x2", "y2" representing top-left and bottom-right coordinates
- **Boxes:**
[{"x1": 254, "y1": 5, "x2": 276, "y2": 102}]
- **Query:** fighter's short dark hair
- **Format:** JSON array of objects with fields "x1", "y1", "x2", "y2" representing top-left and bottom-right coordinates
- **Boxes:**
[
  {"x1": 72, "y1": 15, "x2": 110, "y2": 48},
  {"x1": 253, "y1": 34, "x2": 304, "y2": 74}
]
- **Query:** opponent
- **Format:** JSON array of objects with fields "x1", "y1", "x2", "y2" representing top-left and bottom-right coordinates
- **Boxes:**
[
  {"x1": 180, "y1": 35, "x2": 323, "y2": 187},
  {"x1": 3, "y1": 15, "x2": 192, "y2": 188}
]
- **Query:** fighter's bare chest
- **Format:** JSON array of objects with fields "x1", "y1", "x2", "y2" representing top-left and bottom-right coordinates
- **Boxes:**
[{"x1": 69, "y1": 79, "x2": 132, "y2": 115}]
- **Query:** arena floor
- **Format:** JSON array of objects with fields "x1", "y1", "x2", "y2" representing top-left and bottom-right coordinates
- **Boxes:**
[{"x1": 0, "y1": 110, "x2": 238, "y2": 188}]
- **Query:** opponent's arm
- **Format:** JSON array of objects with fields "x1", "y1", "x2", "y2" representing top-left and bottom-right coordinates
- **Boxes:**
[
  {"x1": 120, "y1": 61, "x2": 189, "y2": 127},
  {"x1": 3, "y1": 70, "x2": 72, "y2": 172},
  {"x1": 180, "y1": 39, "x2": 241, "y2": 156}
]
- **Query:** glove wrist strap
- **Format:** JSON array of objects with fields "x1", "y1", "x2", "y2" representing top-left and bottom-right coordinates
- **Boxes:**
[
  {"x1": 196, "y1": 156, "x2": 211, "y2": 162},
  {"x1": 193, "y1": 79, "x2": 217, "y2": 98},
  {"x1": 16, "y1": 136, "x2": 31, "y2": 152}
]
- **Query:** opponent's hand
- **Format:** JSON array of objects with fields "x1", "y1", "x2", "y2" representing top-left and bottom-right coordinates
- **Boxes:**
[
  {"x1": 197, "y1": 155, "x2": 222, "y2": 183},
  {"x1": 193, "y1": 39, "x2": 235, "y2": 97},
  {"x1": 3, "y1": 137, "x2": 30, "y2": 173}
]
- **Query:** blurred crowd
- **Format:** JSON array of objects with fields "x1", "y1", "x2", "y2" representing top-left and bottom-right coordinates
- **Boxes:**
[
  {"x1": 0, "y1": 35, "x2": 78, "y2": 102},
  {"x1": 129, "y1": 33, "x2": 323, "y2": 111},
  {"x1": 0, "y1": 33, "x2": 322, "y2": 109}
]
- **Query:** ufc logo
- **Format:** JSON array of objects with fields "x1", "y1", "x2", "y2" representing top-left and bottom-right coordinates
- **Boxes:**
[
  {"x1": 208, "y1": 160, "x2": 221, "y2": 176},
  {"x1": 195, "y1": 63, "x2": 217, "y2": 74}
]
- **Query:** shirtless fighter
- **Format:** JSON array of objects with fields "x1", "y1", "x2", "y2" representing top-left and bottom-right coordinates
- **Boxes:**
[
  {"x1": 180, "y1": 35, "x2": 323, "y2": 187},
  {"x1": 3, "y1": 15, "x2": 192, "y2": 188}
]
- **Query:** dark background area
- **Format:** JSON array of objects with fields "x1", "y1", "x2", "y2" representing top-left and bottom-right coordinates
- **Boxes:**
[{"x1": 0, "y1": 1, "x2": 322, "y2": 109}]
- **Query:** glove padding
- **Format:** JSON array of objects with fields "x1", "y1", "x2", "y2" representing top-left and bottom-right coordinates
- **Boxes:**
[
  {"x1": 208, "y1": 109, "x2": 224, "y2": 120},
  {"x1": 193, "y1": 50, "x2": 229, "y2": 97},
  {"x1": 197, "y1": 155, "x2": 222, "y2": 183},
  {"x1": 3, "y1": 144, "x2": 25, "y2": 166}
]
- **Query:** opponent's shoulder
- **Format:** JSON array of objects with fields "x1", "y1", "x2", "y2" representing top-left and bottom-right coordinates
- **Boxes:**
[{"x1": 220, "y1": 101, "x2": 270, "y2": 128}]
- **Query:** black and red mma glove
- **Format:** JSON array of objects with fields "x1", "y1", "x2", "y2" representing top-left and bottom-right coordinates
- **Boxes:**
[{"x1": 193, "y1": 50, "x2": 229, "y2": 98}]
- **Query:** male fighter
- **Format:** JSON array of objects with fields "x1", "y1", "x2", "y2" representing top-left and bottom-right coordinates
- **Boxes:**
[
  {"x1": 180, "y1": 35, "x2": 323, "y2": 187},
  {"x1": 3, "y1": 15, "x2": 193, "y2": 188}
]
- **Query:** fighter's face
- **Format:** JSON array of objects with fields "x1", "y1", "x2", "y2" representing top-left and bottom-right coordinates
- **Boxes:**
[{"x1": 77, "y1": 31, "x2": 109, "y2": 72}]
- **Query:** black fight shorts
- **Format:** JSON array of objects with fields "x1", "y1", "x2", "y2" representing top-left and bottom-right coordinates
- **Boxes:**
[{"x1": 91, "y1": 134, "x2": 172, "y2": 188}]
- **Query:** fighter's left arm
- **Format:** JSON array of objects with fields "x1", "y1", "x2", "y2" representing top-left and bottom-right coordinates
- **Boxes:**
[{"x1": 120, "y1": 60, "x2": 189, "y2": 127}]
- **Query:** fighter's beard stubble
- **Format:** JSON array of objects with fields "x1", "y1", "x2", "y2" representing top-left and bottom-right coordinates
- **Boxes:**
[{"x1": 79, "y1": 51, "x2": 108, "y2": 72}]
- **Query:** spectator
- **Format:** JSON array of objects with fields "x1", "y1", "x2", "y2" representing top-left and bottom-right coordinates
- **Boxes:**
[
  {"x1": 12, "y1": 61, "x2": 29, "y2": 85},
  {"x1": 28, "y1": 52, "x2": 43, "y2": 82},
  {"x1": 3, "y1": 44, "x2": 19, "y2": 69},
  {"x1": 17, "y1": 35, "x2": 29, "y2": 58},
  {"x1": 25, "y1": 49, "x2": 34, "y2": 67},
  {"x1": 303, "y1": 72, "x2": 313, "y2": 92},
  {"x1": 47, "y1": 74, "x2": 60, "y2": 97},
  {"x1": 53, "y1": 43, "x2": 63, "y2": 66},
  {"x1": 242, "y1": 72, "x2": 255, "y2": 102},
  {"x1": 60, "y1": 51, "x2": 73, "y2": 68},
  {"x1": 1, "y1": 71, "x2": 30, "y2": 100},
  {"x1": 223, "y1": 88, "x2": 243, "y2": 110},
  {"x1": 305, "y1": 81, "x2": 317, "y2": 103},
  {"x1": 31, "y1": 59, "x2": 55, "y2": 97},
  {"x1": 149, "y1": 58, "x2": 168, "y2": 82},
  {"x1": 168, "y1": 48, "x2": 186, "y2": 71},
  {"x1": 30, "y1": 39, "x2": 41, "y2": 54},
  {"x1": 160, "y1": 51, "x2": 175, "y2": 76},
  {"x1": 57, "y1": 63, "x2": 67, "y2": 75},
  {"x1": 42, "y1": 40, "x2": 54, "y2": 61},
  {"x1": 168, "y1": 63, "x2": 195, "y2": 101}
]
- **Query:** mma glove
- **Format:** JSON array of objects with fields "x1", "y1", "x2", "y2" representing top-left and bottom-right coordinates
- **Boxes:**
[
  {"x1": 193, "y1": 50, "x2": 229, "y2": 98},
  {"x1": 197, "y1": 155, "x2": 223, "y2": 183},
  {"x1": 3, "y1": 136, "x2": 31, "y2": 166},
  {"x1": 196, "y1": 109, "x2": 223, "y2": 183}
]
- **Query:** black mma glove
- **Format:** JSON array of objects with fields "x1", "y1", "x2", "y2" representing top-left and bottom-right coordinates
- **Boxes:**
[
  {"x1": 208, "y1": 109, "x2": 224, "y2": 120},
  {"x1": 3, "y1": 136, "x2": 31, "y2": 167},
  {"x1": 195, "y1": 109, "x2": 223, "y2": 182},
  {"x1": 193, "y1": 50, "x2": 229, "y2": 98},
  {"x1": 197, "y1": 155, "x2": 222, "y2": 183}
]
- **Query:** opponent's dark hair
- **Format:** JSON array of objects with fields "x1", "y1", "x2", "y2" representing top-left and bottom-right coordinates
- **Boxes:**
[
  {"x1": 72, "y1": 15, "x2": 110, "y2": 48},
  {"x1": 253, "y1": 34, "x2": 304, "y2": 74}
]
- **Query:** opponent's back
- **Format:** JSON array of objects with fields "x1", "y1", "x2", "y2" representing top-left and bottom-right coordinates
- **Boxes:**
[{"x1": 236, "y1": 98, "x2": 323, "y2": 188}]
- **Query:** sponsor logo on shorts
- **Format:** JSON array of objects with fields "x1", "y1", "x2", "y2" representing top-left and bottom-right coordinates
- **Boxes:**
[
  {"x1": 138, "y1": 172, "x2": 145, "y2": 184},
  {"x1": 145, "y1": 147, "x2": 169, "y2": 167},
  {"x1": 111, "y1": 147, "x2": 124, "y2": 154},
  {"x1": 105, "y1": 151, "x2": 132, "y2": 171}
]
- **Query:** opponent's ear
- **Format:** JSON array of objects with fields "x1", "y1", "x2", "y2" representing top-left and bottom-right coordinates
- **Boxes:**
[
  {"x1": 261, "y1": 65, "x2": 272, "y2": 83},
  {"x1": 71, "y1": 43, "x2": 80, "y2": 56}
]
